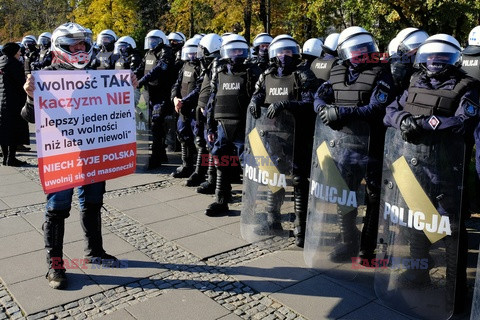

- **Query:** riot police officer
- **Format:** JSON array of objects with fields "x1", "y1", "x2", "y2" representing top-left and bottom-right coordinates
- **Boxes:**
[
  {"x1": 189, "y1": 33, "x2": 222, "y2": 191},
  {"x1": 114, "y1": 36, "x2": 143, "y2": 73},
  {"x1": 21, "y1": 35, "x2": 38, "y2": 74},
  {"x1": 301, "y1": 38, "x2": 323, "y2": 68},
  {"x1": 248, "y1": 34, "x2": 318, "y2": 246},
  {"x1": 137, "y1": 30, "x2": 175, "y2": 169},
  {"x1": 308, "y1": 33, "x2": 340, "y2": 83},
  {"x1": 31, "y1": 32, "x2": 52, "y2": 70},
  {"x1": 114, "y1": 35, "x2": 143, "y2": 123},
  {"x1": 250, "y1": 32, "x2": 273, "y2": 71},
  {"x1": 383, "y1": 34, "x2": 480, "y2": 315},
  {"x1": 91, "y1": 29, "x2": 118, "y2": 70},
  {"x1": 170, "y1": 37, "x2": 203, "y2": 178},
  {"x1": 313, "y1": 26, "x2": 395, "y2": 260},
  {"x1": 389, "y1": 28, "x2": 429, "y2": 95},
  {"x1": 204, "y1": 34, "x2": 261, "y2": 216}
]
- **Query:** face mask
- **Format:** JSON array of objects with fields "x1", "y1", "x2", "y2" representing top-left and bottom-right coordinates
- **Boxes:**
[
  {"x1": 230, "y1": 56, "x2": 246, "y2": 66},
  {"x1": 277, "y1": 54, "x2": 294, "y2": 68},
  {"x1": 426, "y1": 59, "x2": 447, "y2": 73},
  {"x1": 258, "y1": 48, "x2": 268, "y2": 57}
]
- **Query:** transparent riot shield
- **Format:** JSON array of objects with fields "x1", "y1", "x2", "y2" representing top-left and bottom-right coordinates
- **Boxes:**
[
  {"x1": 135, "y1": 88, "x2": 151, "y2": 171},
  {"x1": 375, "y1": 127, "x2": 464, "y2": 320},
  {"x1": 470, "y1": 243, "x2": 480, "y2": 320},
  {"x1": 304, "y1": 117, "x2": 369, "y2": 279},
  {"x1": 241, "y1": 108, "x2": 295, "y2": 243}
]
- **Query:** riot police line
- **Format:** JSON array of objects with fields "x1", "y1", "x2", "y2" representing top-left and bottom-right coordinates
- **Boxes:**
[{"x1": 3, "y1": 23, "x2": 480, "y2": 320}]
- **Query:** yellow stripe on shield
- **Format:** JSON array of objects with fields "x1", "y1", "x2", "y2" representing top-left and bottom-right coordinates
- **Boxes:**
[
  {"x1": 248, "y1": 128, "x2": 283, "y2": 193},
  {"x1": 391, "y1": 156, "x2": 447, "y2": 243}
]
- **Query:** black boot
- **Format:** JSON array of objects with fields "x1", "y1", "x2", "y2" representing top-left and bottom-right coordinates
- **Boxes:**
[
  {"x1": 397, "y1": 230, "x2": 433, "y2": 287},
  {"x1": 292, "y1": 177, "x2": 309, "y2": 247},
  {"x1": 359, "y1": 187, "x2": 380, "y2": 263},
  {"x1": 197, "y1": 154, "x2": 217, "y2": 194},
  {"x1": 80, "y1": 204, "x2": 117, "y2": 265},
  {"x1": 186, "y1": 145, "x2": 208, "y2": 187},
  {"x1": 329, "y1": 210, "x2": 360, "y2": 262},
  {"x1": 44, "y1": 212, "x2": 68, "y2": 289},
  {"x1": 254, "y1": 189, "x2": 285, "y2": 235},
  {"x1": 7, "y1": 146, "x2": 27, "y2": 167},
  {"x1": 172, "y1": 141, "x2": 196, "y2": 178},
  {"x1": 205, "y1": 167, "x2": 231, "y2": 216}
]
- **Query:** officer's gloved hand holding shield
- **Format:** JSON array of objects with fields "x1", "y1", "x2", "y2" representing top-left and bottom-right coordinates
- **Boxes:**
[
  {"x1": 400, "y1": 115, "x2": 423, "y2": 143},
  {"x1": 249, "y1": 101, "x2": 261, "y2": 119},
  {"x1": 319, "y1": 105, "x2": 340, "y2": 125},
  {"x1": 266, "y1": 100, "x2": 290, "y2": 118}
]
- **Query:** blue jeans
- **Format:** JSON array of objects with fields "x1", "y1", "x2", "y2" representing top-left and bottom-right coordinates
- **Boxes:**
[{"x1": 46, "y1": 181, "x2": 106, "y2": 214}]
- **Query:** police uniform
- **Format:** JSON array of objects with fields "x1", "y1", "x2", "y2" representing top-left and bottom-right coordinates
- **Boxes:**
[
  {"x1": 170, "y1": 59, "x2": 202, "y2": 177},
  {"x1": 205, "y1": 61, "x2": 261, "y2": 215},
  {"x1": 309, "y1": 54, "x2": 339, "y2": 83},
  {"x1": 314, "y1": 61, "x2": 395, "y2": 259},
  {"x1": 384, "y1": 68, "x2": 480, "y2": 312},
  {"x1": 250, "y1": 63, "x2": 319, "y2": 245},
  {"x1": 138, "y1": 46, "x2": 176, "y2": 168}
]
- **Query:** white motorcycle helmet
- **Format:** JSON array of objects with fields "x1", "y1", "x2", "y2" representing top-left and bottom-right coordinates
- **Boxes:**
[
  {"x1": 38, "y1": 32, "x2": 52, "y2": 50},
  {"x1": 302, "y1": 38, "x2": 324, "y2": 59},
  {"x1": 268, "y1": 34, "x2": 301, "y2": 63},
  {"x1": 336, "y1": 26, "x2": 378, "y2": 61},
  {"x1": 144, "y1": 29, "x2": 169, "y2": 50},
  {"x1": 252, "y1": 32, "x2": 273, "y2": 57},
  {"x1": 114, "y1": 36, "x2": 136, "y2": 56},
  {"x1": 468, "y1": 26, "x2": 480, "y2": 46},
  {"x1": 22, "y1": 35, "x2": 37, "y2": 52},
  {"x1": 395, "y1": 27, "x2": 429, "y2": 54},
  {"x1": 51, "y1": 22, "x2": 93, "y2": 69},
  {"x1": 168, "y1": 32, "x2": 186, "y2": 43},
  {"x1": 197, "y1": 33, "x2": 222, "y2": 59},
  {"x1": 388, "y1": 37, "x2": 400, "y2": 56},
  {"x1": 414, "y1": 34, "x2": 462, "y2": 76},
  {"x1": 181, "y1": 37, "x2": 201, "y2": 61},
  {"x1": 220, "y1": 34, "x2": 249, "y2": 62},
  {"x1": 322, "y1": 33, "x2": 340, "y2": 56},
  {"x1": 96, "y1": 29, "x2": 117, "y2": 51}
]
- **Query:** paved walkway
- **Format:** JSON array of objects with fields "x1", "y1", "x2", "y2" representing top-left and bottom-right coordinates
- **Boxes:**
[{"x1": 0, "y1": 131, "x2": 477, "y2": 320}]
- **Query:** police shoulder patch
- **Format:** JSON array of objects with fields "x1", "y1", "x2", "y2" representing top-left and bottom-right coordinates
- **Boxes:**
[
  {"x1": 464, "y1": 102, "x2": 478, "y2": 117},
  {"x1": 375, "y1": 89, "x2": 388, "y2": 104}
]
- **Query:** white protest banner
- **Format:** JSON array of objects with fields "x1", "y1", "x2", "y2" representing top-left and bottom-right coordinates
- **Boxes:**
[{"x1": 33, "y1": 69, "x2": 136, "y2": 193}]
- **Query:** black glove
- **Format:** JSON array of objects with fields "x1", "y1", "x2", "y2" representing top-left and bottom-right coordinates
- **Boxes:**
[
  {"x1": 319, "y1": 105, "x2": 340, "y2": 126},
  {"x1": 400, "y1": 115, "x2": 423, "y2": 143},
  {"x1": 137, "y1": 80, "x2": 144, "y2": 89},
  {"x1": 266, "y1": 100, "x2": 290, "y2": 119},
  {"x1": 249, "y1": 101, "x2": 261, "y2": 119}
]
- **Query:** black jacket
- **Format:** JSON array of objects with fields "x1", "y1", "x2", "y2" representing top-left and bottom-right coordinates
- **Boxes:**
[{"x1": 0, "y1": 55, "x2": 28, "y2": 145}]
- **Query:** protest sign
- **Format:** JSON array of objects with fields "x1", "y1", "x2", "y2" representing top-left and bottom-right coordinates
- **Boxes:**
[{"x1": 33, "y1": 70, "x2": 136, "y2": 193}]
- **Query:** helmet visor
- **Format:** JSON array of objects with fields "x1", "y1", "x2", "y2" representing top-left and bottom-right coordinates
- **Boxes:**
[
  {"x1": 268, "y1": 40, "x2": 300, "y2": 59},
  {"x1": 181, "y1": 45, "x2": 198, "y2": 61},
  {"x1": 146, "y1": 36, "x2": 162, "y2": 50},
  {"x1": 337, "y1": 41, "x2": 378, "y2": 61},
  {"x1": 39, "y1": 37, "x2": 50, "y2": 46},
  {"x1": 55, "y1": 35, "x2": 93, "y2": 54},
  {"x1": 220, "y1": 41, "x2": 249, "y2": 60},
  {"x1": 114, "y1": 42, "x2": 129, "y2": 55},
  {"x1": 99, "y1": 35, "x2": 115, "y2": 46}
]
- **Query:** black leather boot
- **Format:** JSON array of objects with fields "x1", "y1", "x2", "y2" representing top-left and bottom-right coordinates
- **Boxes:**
[
  {"x1": 80, "y1": 204, "x2": 117, "y2": 265},
  {"x1": 205, "y1": 167, "x2": 231, "y2": 216},
  {"x1": 197, "y1": 154, "x2": 216, "y2": 194},
  {"x1": 186, "y1": 142, "x2": 208, "y2": 186},
  {"x1": 44, "y1": 212, "x2": 67, "y2": 289}
]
